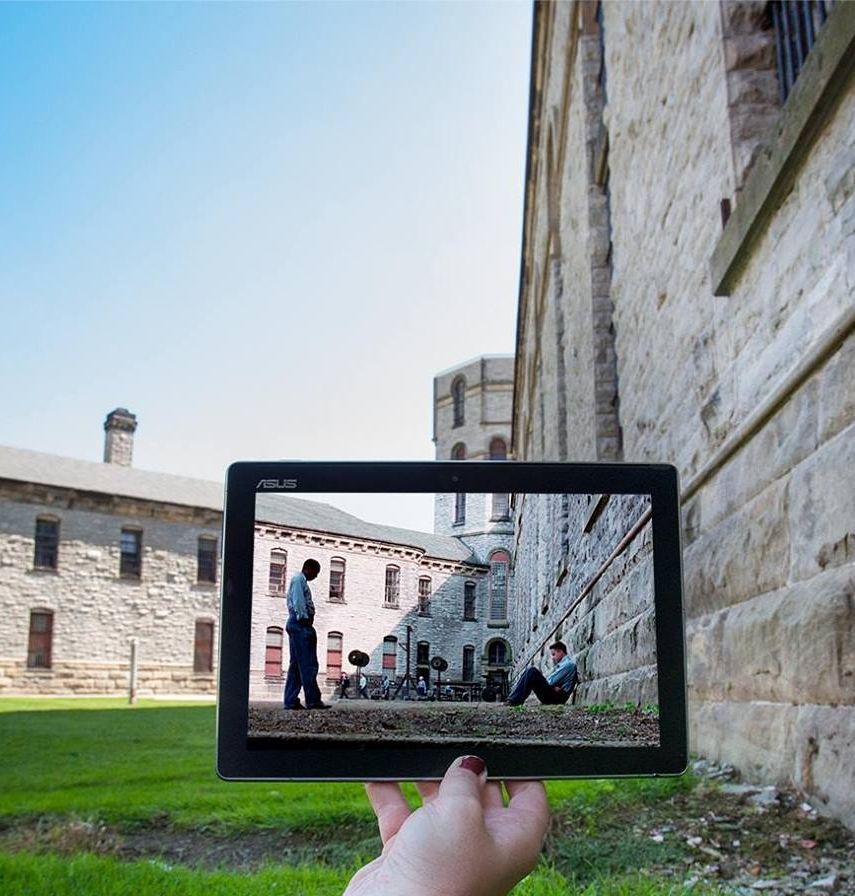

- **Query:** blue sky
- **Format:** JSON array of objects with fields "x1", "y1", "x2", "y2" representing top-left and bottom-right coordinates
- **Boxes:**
[{"x1": 1, "y1": 1, "x2": 532, "y2": 529}]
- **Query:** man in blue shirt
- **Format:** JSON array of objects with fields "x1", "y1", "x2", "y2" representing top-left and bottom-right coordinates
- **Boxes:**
[
  {"x1": 283, "y1": 558, "x2": 330, "y2": 710},
  {"x1": 504, "y1": 641, "x2": 577, "y2": 706}
]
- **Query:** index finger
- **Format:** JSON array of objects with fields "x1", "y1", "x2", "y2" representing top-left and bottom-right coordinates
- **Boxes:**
[
  {"x1": 504, "y1": 780, "x2": 550, "y2": 838},
  {"x1": 365, "y1": 781, "x2": 412, "y2": 845}
]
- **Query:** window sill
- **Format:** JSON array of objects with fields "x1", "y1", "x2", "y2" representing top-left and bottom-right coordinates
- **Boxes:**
[
  {"x1": 327, "y1": 598, "x2": 347, "y2": 605},
  {"x1": 383, "y1": 603, "x2": 400, "y2": 610},
  {"x1": 710, "y1": 1, "x2": 855, "y2": 295},
  {"x1": 487, "y1": 620, "x2": 509, "y2": 629},
  {"x1": 31, "y1": 567, "x2": 59, "y2": 574}
]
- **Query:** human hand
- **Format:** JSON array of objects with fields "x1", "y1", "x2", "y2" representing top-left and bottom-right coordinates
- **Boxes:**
[{"x1": 343, "y1": 755, "x2": 550, "y2": 896}]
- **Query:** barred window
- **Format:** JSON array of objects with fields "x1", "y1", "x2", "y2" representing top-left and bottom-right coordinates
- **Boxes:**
[
  {"x1": 382, "y1": 636, "x2": 397, "y2": 671},
  {"x1": 452, "y1": 376, "x2": 465, "y2": 427},
  {"x1": 418, "y1": 577, "x2": 431, "y2": 615},
  {"x1": 34, "y1": 517, "x2": 59, "y2": 570},
  {"x1": 462, "y1": 645, "x2": 475, "y2": 682},
  {"x1": 27, "y1": 610, "x2": 53, "y2": 669},
  {"x1": 327, "y1": 631, "x2": 343, "y2": 679},
  {"x1": 463, "y1": 581, "x2": 477, "y2": 621},
  {"x1": 269, "y1": 549, "x2": 287, "y2": 595},
  {"x1": 194, "y1": 620, "x2": 214, "y2": 673},
  {"x1": 491, "y1": 492, "x2": 510, "y2": 521},
  {"x1": 771, "y1": 0, "x2": 834, "y2": 103},
  {"x1": 489, "y1": 551, "x2": 510, "y2": 621},
  {"x1": 384, "y1": 566, "x2": 400, "y2": 608},
  {"x1": 452, "y1": 443, "x2": 466, "y2": 524},
  {"x1": 329, "y1": 557, "x2": 346, "y2": 602},
  {"x1": 197, "y1": 536, "x2": 217, "y2": 584},
  {"x1": 265, "y1": 627, "x2": 283, "y2": 678},
  {"x1": 120, "y1": 528, "x2": 142, "y2": 579}
]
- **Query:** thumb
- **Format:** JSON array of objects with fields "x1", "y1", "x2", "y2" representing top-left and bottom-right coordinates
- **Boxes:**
[{"x1": 437, "y1": 755, "x2": 488, "y2": 804}]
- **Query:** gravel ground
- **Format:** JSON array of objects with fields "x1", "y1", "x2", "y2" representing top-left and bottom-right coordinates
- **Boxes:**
[{"x1": 247, "y1": 699, "x2": 661, "y2": 747}]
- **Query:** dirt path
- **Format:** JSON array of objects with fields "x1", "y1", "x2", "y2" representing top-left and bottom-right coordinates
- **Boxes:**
[{"x1": 248, "y1": 700, "x2": 660, "y2": 746}]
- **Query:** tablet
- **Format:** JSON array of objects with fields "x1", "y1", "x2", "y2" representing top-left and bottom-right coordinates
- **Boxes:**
[{"x1": 217, "y1": 461, "x2": 686, "y2": 780}]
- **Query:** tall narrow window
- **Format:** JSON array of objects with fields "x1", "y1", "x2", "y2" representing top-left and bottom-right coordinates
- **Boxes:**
[
  {"x1": 383, "y1": 636, "x2": 398, "y2": 672},
  {"x1": 197, "y1": 536, "x2": 217, "y2": 584},
  {"x1": 452, "y1": 443, "x2": 466, "y2": 525},
  {"x1": 418, "y1": 577, "x2": 432, "y2": 615},
  {"x1": 27, "y1": 610, "x2": 53, "y2": 669},
  {"x1": 329, "y1": 557, "x2": 346, "y2": 602},
  {"x1": 489, "y1": 550, "x2": 510, "y2": 621},
  {"x1": 327, "y1": 631, "x2": 343, "y2": 679},
  {"x1": 384, "y1": 566, "x2": 400, "y2": 608},
  {"x1": 463, "y1": 581, "x2": 477, "y2": 621},
  {"x1": 489, "y1": 438, "x2": 509, "y2": 519},
  {"x1": 120, "y1": 528, "x2": 142, "y2": 579},
  {"x1": 489, "y1": 437, "x2": 507, "y2": 459},
  {"x1": 452, "y1": 376, "x2": 466, "y2": 427},
  {"x1": 416, "y1": 640, "x2": 430, "y2": 683},
  {"x1": 462, "y1": 645, "x2": 475, "y2": 682},
  {"x1": 194, "y1": 620, "x2": 214, "y2": 673},
  {"x1": 265, "y1": 627, "x2": 283, "y2": 678},
  {"x1": 33, "y1": 517, "x2": 60, "y2": 570},
  {"x1": 269, "y1": 549, "x2": 287, "y2": 595}
]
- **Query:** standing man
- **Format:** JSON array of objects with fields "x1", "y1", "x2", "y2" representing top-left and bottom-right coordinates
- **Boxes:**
[
  {"x1": 504, "y1": 641, "x2": 577, "y2": 706},
  {"x1": 283, "y1": 558, "x2": 329, "y2": 710}
]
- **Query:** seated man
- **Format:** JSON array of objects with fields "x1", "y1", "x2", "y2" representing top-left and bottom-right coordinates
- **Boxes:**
[{"x1": 505, "y1": 641, "x2": 577, "y2": 706}]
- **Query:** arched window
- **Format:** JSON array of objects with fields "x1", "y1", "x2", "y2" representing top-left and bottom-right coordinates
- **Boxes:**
[
  {"x1": 27, "y1": 609, "x2": 53, "y2": 669},
  {"x1": 194, "y1": 619, "x2": 214, "y2": 673},
  {"x1": 489, "y1": 550, "x2": 510, "y2": 621},
  {"x1": 268, "y1": 548, "x2": 288, "y2": 595},
  {"x1": 265, "y1": 626, "x2": 283, "y2": 678},
  {"x1": 329, "y1": 557, "x2": 346, "y2": 602},
  {"x1": 327, "y1": 631, "x2": 343, "y2": 679},
  {"x1": 451, "y1": 443, "x2": 466, "y2": 525},
  {"x1": 489, "y1": 437, "x2": 507, "y2": 459},
  {"x1": 452, "y1": 376, "x2": 465, "y2": 427},
  {"x1": 383, "y1": 636, "x2": 398, "y2": 672},
  {"x1": 384, "y1": 566, "x2": 400, "y2": 608},
  {"x1": 487, "y1": 639, "x2": 509, "y2": 666},
  {"x1": 463, "y1": 581, "x2": 477, "y2": 621},
  {"x1": 462, "y1": 645, "x2": 475, "y2": 681},
  {"x1": 33, "y1": 517, "x2": 60, "y2": 570},
  {"x1": 418, "y1": 577, "x2": 432, "y2": 615}
]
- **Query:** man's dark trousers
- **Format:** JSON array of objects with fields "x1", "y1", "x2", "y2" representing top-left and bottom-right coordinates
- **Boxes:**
[
  {"x1": 283, "y1": 616, "x2": 322, "y2": 708},
  {"x1": 506, "y1": 668, "x2": 569, "y2": 706}
]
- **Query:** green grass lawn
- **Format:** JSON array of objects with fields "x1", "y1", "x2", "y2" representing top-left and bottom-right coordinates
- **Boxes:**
[{"x1": 0, "y1": 698, "x2": 702, "y2": 895}]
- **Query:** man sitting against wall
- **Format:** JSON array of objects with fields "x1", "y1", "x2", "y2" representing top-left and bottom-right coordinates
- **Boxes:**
[{"x1": 504, "y1": 641, "x2": 577, "y2": 706}]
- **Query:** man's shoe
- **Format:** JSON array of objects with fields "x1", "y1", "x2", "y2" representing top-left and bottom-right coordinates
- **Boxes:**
[
  {"x1": 306, "y1": 702, "x2": 331, "y2": 710},
  {"x1": 284, "y1": 703, "x2": 305, "y2": 710}
]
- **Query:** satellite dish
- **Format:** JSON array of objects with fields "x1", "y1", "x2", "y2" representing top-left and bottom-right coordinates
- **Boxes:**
[
  {"x1": 348, "y1": 650, "x2": 370, "y2": 667},
  {"x1": 430, "y1": 656, "x2": 448, "y2": 672}
]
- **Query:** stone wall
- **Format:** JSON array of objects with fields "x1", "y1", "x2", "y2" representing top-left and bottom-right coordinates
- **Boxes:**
[
  {"x1": 510, "y1": 492, "x2": 656, "y2": 706},
  {"x1": 0, "y1": 492, "x2": 220, "y2": 695},
  {"x1": 515, "y1": 1, "x2": 855, "y2": 826}
]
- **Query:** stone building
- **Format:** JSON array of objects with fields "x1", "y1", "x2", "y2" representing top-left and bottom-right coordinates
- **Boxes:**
[
  {"x1": 0, "y1": 410, "x2": 221, "y2": 696},
  {"x1": 514, "y1": 0, "x2": 854, "y2": 825}
]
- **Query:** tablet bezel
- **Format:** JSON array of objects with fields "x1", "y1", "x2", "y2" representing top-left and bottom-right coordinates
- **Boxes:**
[{"x1": 217, "y1": 461, "x2": 686, "y2": 780}]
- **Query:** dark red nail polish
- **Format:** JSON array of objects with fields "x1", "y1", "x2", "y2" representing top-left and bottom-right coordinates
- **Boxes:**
[{"x1": 460, "y1": 755, "x2": 486, "y2": 775}]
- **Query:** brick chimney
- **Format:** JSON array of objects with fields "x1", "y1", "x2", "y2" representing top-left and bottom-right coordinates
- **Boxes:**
[{"x1": 103, "y1": 408, "x2": 137, "y2": 466}]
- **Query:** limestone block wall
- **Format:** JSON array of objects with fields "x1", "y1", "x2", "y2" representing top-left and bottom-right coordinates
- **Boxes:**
[
  {"x1": 249, "y1": 525, "x2": 496, "y2": 701},
  {"x1": 0, "y1": 495, "x2": 220, "y2": 695},
  {"x1": 510, "y1": 492, "x2": 656, "y2": 706},
  {"x1": 515, "y1": 0, "x2": 855, "y2": 825}
]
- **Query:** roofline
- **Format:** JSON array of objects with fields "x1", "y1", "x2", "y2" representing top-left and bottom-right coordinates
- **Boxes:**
[{"x1": 433, "y1": 353, "x2": 515, "y2": 380}]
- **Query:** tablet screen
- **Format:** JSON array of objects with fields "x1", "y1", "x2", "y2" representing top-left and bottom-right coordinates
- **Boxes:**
[{"x1": 247, "y1": 487, "x2": 660, "y2": 750}]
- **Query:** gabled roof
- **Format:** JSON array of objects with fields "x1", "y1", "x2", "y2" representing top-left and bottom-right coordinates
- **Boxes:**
[{"x1": 0, "y1": 445, "x2": 479, "y2": 564}]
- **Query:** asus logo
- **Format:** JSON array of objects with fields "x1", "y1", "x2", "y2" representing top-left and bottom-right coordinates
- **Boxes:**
[{"x1": 257, "y1": 479, "x2": 298, "y2": 489}]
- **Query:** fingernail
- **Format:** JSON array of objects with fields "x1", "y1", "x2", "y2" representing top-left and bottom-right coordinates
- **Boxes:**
[{"x1": 460, "y1": 755, "x2": 486, "y2": 775}]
